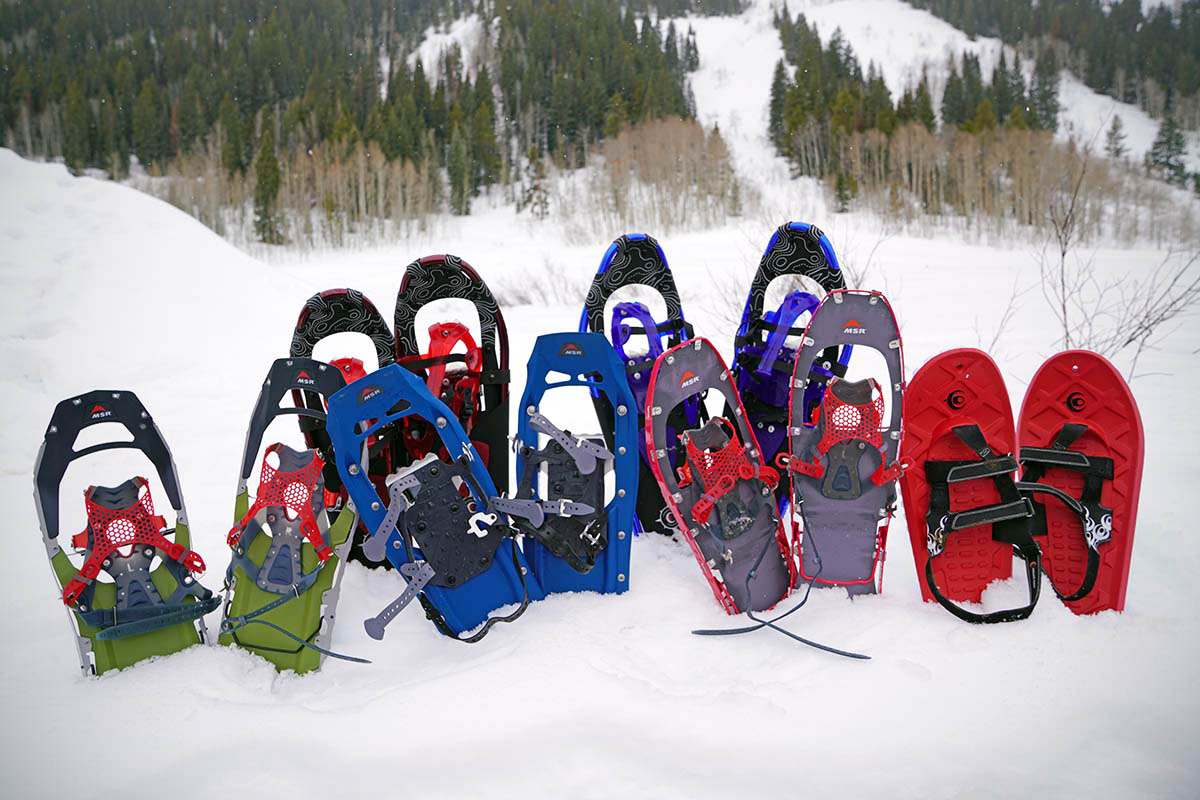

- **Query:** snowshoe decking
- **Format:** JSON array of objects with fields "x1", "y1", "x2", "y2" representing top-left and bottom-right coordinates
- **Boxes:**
[
  {"x1": 645, "y1": 338, "x2": 795, "y2": 613},
  {"x1": 395, "y1": 254, "x2": 511, "y2": 494},
  {"x1": 220, "y1": 358, "x2": 365, "y2": 672},
  {"x1": 34, "y1": 391, "x2": 219, "y2": 675},
  {"x1": 582, "y1": 233, "x2": 696, "y2": 538},
  {"x1": 291, "y1": 288, "x2": 397, "y2": 565},
  {"x1": 1017, "y1": 351, "x2": 1143, "y2": 615},
  {"x1": 326, "y1": 363, "x2": 541, "y2": 642},
  {"x1": 900, "y1": 349, "x2": 1042, "y2": 623},
  {"x1": 503, "y1": 332, "x2": 638, "y2": 595},
  {"x1": 779, "y1": 290, "x2": 904, "y2": 596},
  {"x1": 733, "y1": 223, "x2": 849, "y2": 504}
]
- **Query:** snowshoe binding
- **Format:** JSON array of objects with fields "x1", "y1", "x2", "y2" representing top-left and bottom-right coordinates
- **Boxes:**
[
  {"x1": 582, "y1": 233, "x2": 696, "y2": 537},
  {"x1": 779, "y1": 290, "x2": 905, "y2": 596},
  {"x1": 395, "y1": 254, "x2": 511, "y2": 494},
  {"x1": 1017, "y1": 350, "x2": 1143, "y2": 614},
  {"x1": 220, "y1": 358, "x2": 366, "y2": 671},
  {"x1": 34, "y1": 391, "x2": 219, "y2": 675},
  {"x1": 900, "y1": 348, "x2": 1042, "y2": 623},
  {"x1": 733, "y1": 223, "x2": 849, "y2": 505},
  {"x1": 645, "y1": 338, "x2": 794, "y2": 613},
  {"x1": 501, "y1": 332, "x2": 638, "y2": 594},
  {"x1": 326, "y1": 363, "x2": 540, "y2": 642}
]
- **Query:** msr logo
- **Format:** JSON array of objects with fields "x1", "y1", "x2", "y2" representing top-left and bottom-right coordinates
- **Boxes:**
[
  {"x1": 295, "y1": 370, "x2": 316, "y2": 386},
  {"x1": 558, "y1": 342, "x2": 584, "y2": 357},
  {"x1": 358, "y1": 385, "x2": 383, "y2": 404},
  {"x1": 88, "y1": 404, "x2": 111, "y2": 420},
  {"x1": 842, "y1": 318, "x2": 866, "y2": 335},
  {"x1": 679, "y1": 371, "x2": 702, "y2": 390}
]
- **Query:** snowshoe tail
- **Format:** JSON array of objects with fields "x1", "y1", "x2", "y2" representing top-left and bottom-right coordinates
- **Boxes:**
[{"x1": 33, "y1": 391, "x2": 216, "y2": 676}]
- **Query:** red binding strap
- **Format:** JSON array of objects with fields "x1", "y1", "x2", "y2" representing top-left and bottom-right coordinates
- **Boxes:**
[
  {"x1": 684, "y1": 419, "x2": 780, "y2": 525},
  {"x1": 63, "y1": 477, "x2": 205, "y2": 607},
  {"x1": 228, "y1": 445, "x2": 331, "y2": 561},
  {"x1": 776, "y1": 452, "x2": 826, "y2": 479},
  {"x1": 817, "y1": 378, "x2": 885, "y2": 455}
]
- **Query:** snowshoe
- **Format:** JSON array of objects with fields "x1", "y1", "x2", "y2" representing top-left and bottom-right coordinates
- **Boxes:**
[
  {"x1": 326, "y1": 363, "x2": 541, "y2": 642},
  {"x1": 645, "y1": 338, "x2": 795, "y2": 613},
  {"x1": 290, "y1": 288, "x2": 397, "y2": 565},
  {"x1": 900, "y1": 348, "x2": 1042, "y2": 623},
  {"x1": 395, "y1": 254, "x2": 511, "y2": 494},
  {"x1": 733, "y1": 222, "x2": 849, "y2": 505},
  {"x1": 1017, "y1": 350, "x2": 1143, "y2": 614},
  {"x1": 501, "y1": 332, "x2": 638, "y2": 595},
  {"x1": 582, "y1": 233, "x2": 696, "y2": 537},
  {"x1": 220, "y1": 358, "x2": 366, "y2": 671},
  {"x1": 778, "y1": 290, "x2": 904, "y2": 595},
  {"x1": 34, "y1": 391, "x2": 219, "y2": 675}
]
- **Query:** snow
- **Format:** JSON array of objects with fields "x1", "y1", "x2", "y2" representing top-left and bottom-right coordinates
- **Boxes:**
[
  {"x1": 1, "y1": 2, "x2": 1199, "y2": 797},
  {"x1": 407, "y1": 14, "x2": 485, "y2": 81}
]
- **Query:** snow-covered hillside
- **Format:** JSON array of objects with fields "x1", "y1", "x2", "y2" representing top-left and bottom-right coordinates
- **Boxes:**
[{"x1": 1, "y1": 2, "x2": 1199, "y2": 798}]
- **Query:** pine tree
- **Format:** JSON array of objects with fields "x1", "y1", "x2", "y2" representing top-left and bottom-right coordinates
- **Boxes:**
[
  {"x1": 991, "y1": 50, "x2": 1013, "y2": 124},
  {"x1": 254, "y1": 125, "x2": 282, "y2": 244},
  {"x1": 1145, "y1": 116, "x2": 1187, "y2": 186},
  {"x1": 1104, "y1": 115, "x2": 1128, "y2": 161},
  {"x1": 915, "y1": 73, "x2": 936, "y2": 131},
  {"x1": 63, "y1": 80, "x2": 93, "y2": 173},
  {"x1": 1031, "y1": 47, "x2": 1060, "y2": 131},
  {"x1": 132, "y1": 78, "x2": 167, "y2": 168},
  {"x1": 219, "y1": 93, "x2": 247, "y2": 174},
  {"x1": 769, "y1": 60, "x2": 789, "y2": 149},
  {"x1": 965, "y1": 98, "x2": 997, "y2": 133},
  {"x1": 1004, "y1": 103, "x2": 1030, "y2": 130},
  {"x1": 447, "y1": 124, "x2": 471, "y2": 215},
  {"x1": 941, "y1": 62, "x2": 966, "y2": 128},
  {"x1": 604, "y1": 92, "x2": 629, "y2": 138},
  {"x1": 685, "y1": 26, "x2": 700, "y2": 71}
]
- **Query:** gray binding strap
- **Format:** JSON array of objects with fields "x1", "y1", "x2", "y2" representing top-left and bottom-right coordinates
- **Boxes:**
[
  {"x1": 934, "y1": 497, "x2": 1034, "y2": 541},
  {"x1": 528, "y1": 412, "x2": 612, "y2": 475},
  {"x1": 363, "y1": 561, "x2": 436, "y2": 640},
  {"x1": 1019, "y1": 446, "x2": 1092, "y2": 469},
  {"x1": 362, "y1": 472, "x2": 421, "y2": 563},
  {"x1": 490, "y1": 496, "x2": 596, "y2": 529}
]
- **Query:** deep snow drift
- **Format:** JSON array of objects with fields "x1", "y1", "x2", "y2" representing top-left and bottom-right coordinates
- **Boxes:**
[{"x1": 2, "y1": 1, "x2": 1200, "y2": 797}]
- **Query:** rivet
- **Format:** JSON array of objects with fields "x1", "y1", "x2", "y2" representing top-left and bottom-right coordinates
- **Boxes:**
[
  {"x1": 349, "y1": 464, "x2": 360, "y2": 475},
  {"x1": 617, "y1": 489, "x2": 626, "y2": 497},
  {"x1": 618, "y1": 531, "x2": 626, "y2": 540},
  {"x1": 371, "y1": 502, "x2": 380, "y2": 511},
  {"x1": 618, "y1": 446, "x2": 627, "y2": 455},
  {"x1": 617, "y1": 405, "x2": 627, "y2": 416},
  {"x1": 617, "y1": 573, "x2": 626, "y2": 582},
  {"x1": 436, "y1": 417, "x2": 447, "y2": 428}
]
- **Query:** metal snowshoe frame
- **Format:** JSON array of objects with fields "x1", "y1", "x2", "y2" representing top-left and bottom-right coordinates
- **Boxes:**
[
  {"x1": 220, "y1": 358, "x2": 366, "y2": 669},
  {"x1": 34, "y1": 390, "x2": 218, "y2": 676},
  {"x1": 733, "y1": 223, "x2": 850, "y2": 502},
  {"x1": 394, "y1": 254, "x2": 511, "y2": 495},
  {"x1": 506, "y1": 332, "x2": 638, "y2": 595},
  {"x1": 326, "y1": 363, "x2": 540, "y2": 642},
  {"x1": 779, "y1": 290, "x2": 905, "y2": 595},
  {"x1": 645, "y1": 338, "x2": 796, "y2": 614},
  {"x1": 581, "y1": 233, "x2": 697, "y2": 537}
]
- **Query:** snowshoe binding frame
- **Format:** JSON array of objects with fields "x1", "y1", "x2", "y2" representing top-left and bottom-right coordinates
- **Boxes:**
[
  {"x1": 733, "y1": 223, "x2": 849, "y2": 503},
  {"x1": 395, "y1": 254, "x2": 511, "y2": 494},
  {"x1": 645, "y1": 338, "x2": 795, "y2": 614},
  {"x1": 220, "y1": 358, "x2": 366, "y2": 671},
  {"x1": 326, "y1": 363, "x2": 540, "y2": 642},
  {"x1": 582, "y1": 233, "x2": 696, "y2": 538},
  {"x1": 900, "y1": 348, "x2": 1042, "y2": 624},
  {"x1": 503, "y1": 332, "x2": 638, "y2": 594},
  {"x1": 779, "y1": 290, "x2": 905, "y2": 596},
  {"x1": 34, "y1": 391, "x2": 218, "y2": 676}
]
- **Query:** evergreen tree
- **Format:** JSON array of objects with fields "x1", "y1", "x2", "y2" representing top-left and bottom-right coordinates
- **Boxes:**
[
  {"x1": 1004, "y1": 103, "x2": 1030, "y2": 130},
  {"x1": 132, "y1": 78, "x2": 166, "y2": 167},
  {"x1": 63, "y1": 80, "x2": 93, "y2": 173},
  {"x1": 604, "y1": 92, "x2": 629, "y2": 138},
  {"x1": 1145, "y1": 116, "x2": 1187, "y2": 185},
  {"x1": 218, "y1": 93, "x2": 247, "y2": 174},
  {"x1": 990, "y1": 50, "x2": 1013, "y2": 124},
  {"x1": 915, "y1": 72, "x2": 936, "y2": 131},
  {"x1": 177, "y1": 71, "x2": 205, "y2": 155},
  {"x1": 253, "y1": 125, "x2": 282, "y2": 244},
  {"x1": 448, "y1": 124, "x2": 471, "y2": 215},
  {"x1": 1031, "y1": 47, "x2": 1060, "y2": 131},
  {"x1": 1104, "y1": 114, "x2": 1128, "y2": 161},
  {"x1": 685, "y1": 26, "x2": 700, "y2": 71},
  {"x1": 941, "y1": 61, "x2": 966, "y2": 128},
  {"x1": 965, "y1": 97, "x2": 997, "y2": 133},
  {"x1": 769, "y1": 60, "x2": 789, "y2": 148}
]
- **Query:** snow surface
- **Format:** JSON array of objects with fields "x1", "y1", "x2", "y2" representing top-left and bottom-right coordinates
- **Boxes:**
[{"x1": 2, "y1": 2, "x2": 1200, "y2": 798}]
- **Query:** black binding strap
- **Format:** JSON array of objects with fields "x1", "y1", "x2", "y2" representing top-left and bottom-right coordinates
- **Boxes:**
[
  {"x1": 1017, "y1": 423, "x2": 1113, "y2": 602},
  {"x1": 924, "y1": 424, "x2": 1042, "y2": 624}
]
